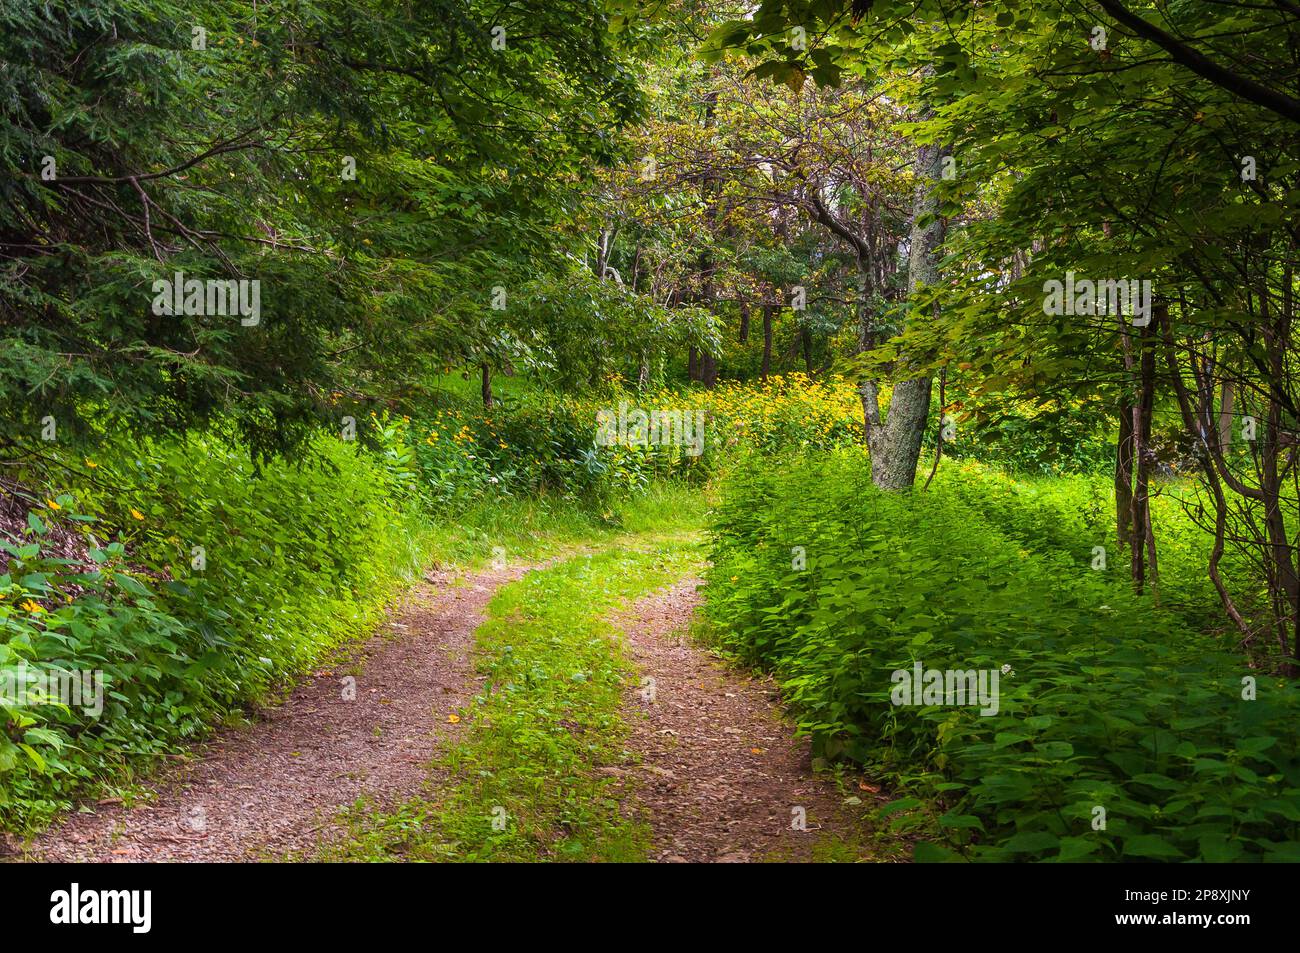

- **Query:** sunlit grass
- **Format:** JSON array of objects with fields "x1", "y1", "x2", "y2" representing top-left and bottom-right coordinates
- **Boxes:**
[
  {"x1": 422, "y1": 480, "x2": 708, "y2": 569},
  {"x1": 318, "y1": 527, "x2": 705, "y2": 862}
]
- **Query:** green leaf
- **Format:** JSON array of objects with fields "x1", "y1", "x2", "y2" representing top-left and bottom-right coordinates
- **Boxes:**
[
  {"x1": 1122, "y1": 835, "x2": 1185, "y2": 859},
  {"x1": 17, "y1": 743, "x2": 46, "y2": 772},
  {"x1": 1003, "y1": 831, "x2": 1061, "y2": 854},
  {"x1": 913, "y1": 840, "x2": 968, "y2": 863}
]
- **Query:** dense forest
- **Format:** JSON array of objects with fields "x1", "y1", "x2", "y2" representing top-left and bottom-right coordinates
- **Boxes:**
[{"x1": 1, "y1": 0, "x2": 1298, "y2": 876}]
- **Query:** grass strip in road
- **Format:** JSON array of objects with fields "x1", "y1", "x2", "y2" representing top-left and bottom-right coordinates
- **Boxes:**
[{"x1": 321, "y1": 530, "x2": 702, "y2": 861}]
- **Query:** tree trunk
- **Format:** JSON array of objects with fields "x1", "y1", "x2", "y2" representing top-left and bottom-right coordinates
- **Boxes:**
[
  {"x1": 1116, "y1": 310, "x2": 1137, "y2": 559},
  {"x1": 855, "y1": 265, "x2": 886, "y2": 463},
  {"x1": 1217, "y1": 382, "x2": 1235, "y2": 450},
  {"x1": 738, "y1": 301, "x2": 750, "y2": 343},
  {"x1": 480, "y1": 363, "x2": 493, "y2": 409},
  {"x1": 1114, "y1": 399, "x2": 1134, "y2": 553},
  {"x1": 871, "y1": 135, "x2": 946, "y2": 490},
  {"x1": 694, "y1": 84, "x2": 721, "y2": 390},
  {"x1": 595, "y1": 228, "x2": 611, "y2": 279},
  {"x1": 1130, "y1": 317, "x2": 1159, "y2": 595},
  {"x1": 1260, "y1": 289, "x2": 1299, "y2": 673},
  {"x1": 761, "y1": 304, "x2": 773, "y2": 380}
]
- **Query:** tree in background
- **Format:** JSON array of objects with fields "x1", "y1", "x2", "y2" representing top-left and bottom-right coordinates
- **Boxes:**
[
  {"x1": 710, "y1": 0, "x2": 1300, "y2": 670},
  {"x1": 1, "y1": 0, "x2": 642, "y2": 454}
]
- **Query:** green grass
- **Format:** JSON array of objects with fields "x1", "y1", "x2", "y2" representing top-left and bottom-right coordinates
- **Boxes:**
[
  {"x1": 421, "y1": 480, "x2": 708, "y2": 569},
  {"x1": 317, "y1": 526, "x2": 705, "y2": 862},
  {"x1": 426, "y1": 369, "x2": 540, "y2": 407}
]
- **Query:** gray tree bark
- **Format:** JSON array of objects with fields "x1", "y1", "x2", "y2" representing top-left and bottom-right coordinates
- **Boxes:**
[{"x1": 870, "y1": 137, "x2": 946, "y2": 490}]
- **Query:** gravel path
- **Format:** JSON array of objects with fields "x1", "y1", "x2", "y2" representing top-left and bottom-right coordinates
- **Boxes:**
[
  {"x1": 22, "y1": 566, "x2": 522, "y2": 862},
  {"x1": 618, "y1": 579, "x2": 879, "y2": 862},
  {"x1": 17, "y1": 562, "x2": 886, "y2": 864}
]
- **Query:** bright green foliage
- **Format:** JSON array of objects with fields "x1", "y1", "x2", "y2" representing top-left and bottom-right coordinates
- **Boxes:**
[
  {"x1": 925, "y1": 394, "x2": 1115, "y2": 476},
  {"x1": 926, "y1": 462, "x2": 1266, "y2": 636},
  {"x1": 401, "y1": 373, "x2": 867, "y2": 508},
  {"x1": 407, "y1": 393, "x2": 713, "y2": 507},
  {"x1": 706, "y1": 452, "x2": 1300, "y2": 861},
  {"x1": 0, "y1": 532, "x2": 198, "y2": 823},
  {"x1": 510, "y1": 269, "x2": 719, "y2": 392},
  {"x1": 0, "y1": 433, "x2": 427, "y2": 827}
]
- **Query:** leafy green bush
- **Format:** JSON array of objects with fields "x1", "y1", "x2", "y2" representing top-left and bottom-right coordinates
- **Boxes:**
[
  {"x1": 407, "y1": 391, "x2": 715, "y2": 507},
  {"x1": 0, "y1": 432, "x2": 428, "y2": 826},
  {"x1": 404, "y1": 372, "x2": 867, "y2": 509},
  {"x1": 931, "y1": 398, "x2": 1115, "y2": 475},
  {"x1": 928, "y1": 461, "x2": 1266, "y2": 637},
  {"x1": 0, "y1": 531, "x2": 203, "y2": 821},
  {"x1": 705, "y1": 451, "x2": 1300, "y2": 861}
]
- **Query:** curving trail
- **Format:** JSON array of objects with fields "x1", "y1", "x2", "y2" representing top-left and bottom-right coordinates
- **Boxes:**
[
  {"x1": 617, "y1": 580, "x2": 888, "y2": 862},
  {"x1": 18, "y1": 547, "x2": 889, "y2": 863},
  {"x1": 23, "y1": 566, "x2": 523, "y2": 862}
]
